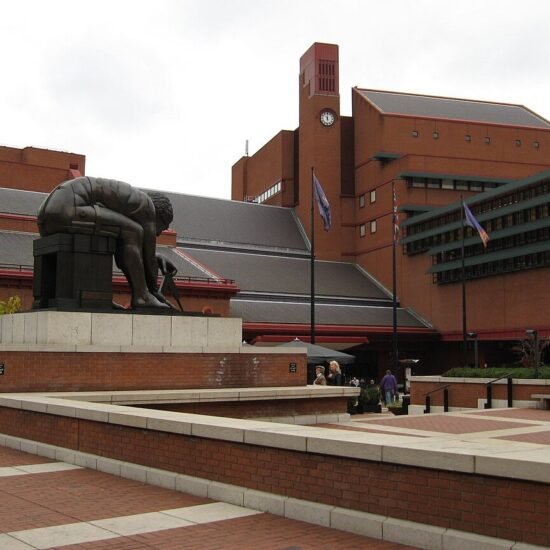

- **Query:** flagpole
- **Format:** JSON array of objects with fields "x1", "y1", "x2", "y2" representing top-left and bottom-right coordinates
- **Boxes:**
[
  {"x1": 310, "y1": 167, "x2": 316, "y2": 345},
  {"x1": 392, "y1": 181, "x2": 398, "y2": 373},
  {"x1": 461, "y1": 198, "x2": 467, "y2": 367}
]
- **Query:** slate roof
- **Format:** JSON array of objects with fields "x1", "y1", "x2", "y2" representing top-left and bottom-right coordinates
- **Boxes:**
[
  {"x1": 231, "y1": 298, "x2": 425, "y2": 328},
  {"x1": 178, "y1": 247, "x2": 389, "y2": 299},
  {"x1": 0, "y1": 187, "x2": 46, "y2": 216},
  {"x1": 357, "y1": 89, "x2": 550, "y2": 128},
  {"x1": 161, "y1": 192, "x2": 308, "y2": 252},
  {"x1": 0, "y1": 230, "x2": 213, "y2": 280}
]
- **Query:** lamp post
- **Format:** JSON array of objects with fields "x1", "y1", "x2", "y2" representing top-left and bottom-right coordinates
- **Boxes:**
[
  {"x1": 467, "y1": 332, "x2": 478, "y2": 369},
  {"x1": 526, "y1": 329, "x2": 539, "y2": 379}
]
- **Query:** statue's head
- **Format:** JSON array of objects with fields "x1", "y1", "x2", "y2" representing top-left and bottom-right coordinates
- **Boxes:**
[{"x1": 146, "y1": 191, "x2": 174, "y2": 235}]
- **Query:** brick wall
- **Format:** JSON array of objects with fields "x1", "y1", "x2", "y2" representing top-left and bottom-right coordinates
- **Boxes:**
[
  {"x1": 0, "y1": 352, "x2": 306, "y2": 392},
  {"x1": 0, "y1": 405, "x2": 548, "y2": 546},
  {"x1": 411, "y1": 379, "x2": 545, "y2": 408},
  {"x1": 134, "y1": 397, "x2": 349, "y2": 418}
]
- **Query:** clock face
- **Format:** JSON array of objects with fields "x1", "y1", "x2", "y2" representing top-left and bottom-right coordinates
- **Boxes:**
[{"x1": 320, "y1": 110, "x2": 335, "y2": 127}]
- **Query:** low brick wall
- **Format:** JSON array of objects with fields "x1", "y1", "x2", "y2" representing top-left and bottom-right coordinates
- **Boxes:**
[
  {"x1": 0, "y1": 351, "x2": 306, "y2": 392},
  {"x1": 134, "y1": 397, "x2": 350, "y2": 418},
  {"x1": 0, "y1": 405, "x2": 549, "y2": 546},
  {"x1": 411, "y1": 376, "x2": 550, "y2": 408}
]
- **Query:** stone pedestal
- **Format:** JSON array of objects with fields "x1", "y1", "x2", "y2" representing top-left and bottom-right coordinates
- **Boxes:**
[{"x1": 33, "y1": 233, "x2": 116, "y2": 311}]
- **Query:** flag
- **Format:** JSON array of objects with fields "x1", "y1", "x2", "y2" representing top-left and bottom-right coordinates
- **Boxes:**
[
  {"x1": 393, "y1": 186, "x2": 399, "y2": 243},
  {"x1": 312, "y1": 172, "x2": 331, "y2": 231},
  {"x1": 464, "y1": 202, "x2": 489, "y2": 248}
]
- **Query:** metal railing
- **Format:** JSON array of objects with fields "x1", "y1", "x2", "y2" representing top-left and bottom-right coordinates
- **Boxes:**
[
  {"x1": 423, "y1": 384, "x2": 451, "y2": 413},
  {"x1": 484, "y1": 373, "x2": 513, "y2": 409}
]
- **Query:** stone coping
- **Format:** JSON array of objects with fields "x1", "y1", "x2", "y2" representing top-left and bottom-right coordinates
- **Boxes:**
[
  {"x1": 2, "y1": 390, "x2": 550, "y2": 483},
  {"x1": 47, "y1": 386, "x2": 360, "y2": 404},
  {"x1": 411, "y1": 375, "x2": 550, "y2": 385},
  {"x1": 0, "y1": 343, "x2": 306, "y2": 354}
]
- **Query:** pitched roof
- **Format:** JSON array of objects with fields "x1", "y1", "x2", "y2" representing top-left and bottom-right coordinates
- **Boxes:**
[
  {"x1": 357, "y1": 89, "x2": 550, "y2": 128},
  {"x1": 179, "y1": 246, "x2": 389, "y2": 299},
  {"x1": 0, "y1": 187, "x2": 46, "y2": 215},
  {"x1": 231, "y1": 298, "x2": 426, "y2": 328},
  {"x1": 162, "y1": 192, "x2": 308, "y2": 252}
]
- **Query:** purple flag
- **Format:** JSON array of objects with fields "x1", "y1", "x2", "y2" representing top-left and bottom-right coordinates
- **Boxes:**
[
  {"x1": 313, "y1": 172, "x2": 331, "y2": 231},
  {"x1": 464, "y1": 202, "x2": 489, "y2": 248}
]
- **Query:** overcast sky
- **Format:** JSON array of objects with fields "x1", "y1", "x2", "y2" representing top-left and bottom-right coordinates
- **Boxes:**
[{"x1": 1, "y1": 0, "x2": 549, "y2": 199}]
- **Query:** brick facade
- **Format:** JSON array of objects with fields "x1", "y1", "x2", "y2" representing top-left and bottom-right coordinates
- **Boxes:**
[{"x1": 0, "y1": 351, "x2": 306, "y2": 392}]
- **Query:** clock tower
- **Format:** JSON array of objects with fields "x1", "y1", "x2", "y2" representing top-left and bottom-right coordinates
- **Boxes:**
[{"x1": 297, "y1": 43, "x2": 343, "y2": 261}]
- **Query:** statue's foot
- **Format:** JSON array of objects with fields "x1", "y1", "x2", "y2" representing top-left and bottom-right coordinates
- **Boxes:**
[{"x1": 132, "y1": 293, "x2": 170, "y2": 309}]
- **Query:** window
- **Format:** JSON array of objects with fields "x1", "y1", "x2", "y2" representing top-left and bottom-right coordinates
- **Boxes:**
[
  {"x1": 370, "y1": 190, "x2": 376, "y2": 203},
  {"x1": 370, "y1": 220, "x2": 377, "y2": 234},
  {"x1": 442, "y1": 179, "x2": 454, "y2": 190},
  {"x1": 359, "y1": 194, "x2": 365, "y2": 208},
  {"x1": 359, "y1": 224, "x2": 366, "y2": 237}
]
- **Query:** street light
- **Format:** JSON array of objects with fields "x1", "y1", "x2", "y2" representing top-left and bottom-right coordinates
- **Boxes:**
[
  {"x1": 526, "y1": 329, "x2": 540, "y2": 379},
  {"x1": 467, "y1": 332, "x2": 478, "y2": 369}
]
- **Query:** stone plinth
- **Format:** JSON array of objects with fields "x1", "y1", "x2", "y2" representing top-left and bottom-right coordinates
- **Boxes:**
[{"x1": 1, "y1": 311, "x2": 242, "y2": 351}]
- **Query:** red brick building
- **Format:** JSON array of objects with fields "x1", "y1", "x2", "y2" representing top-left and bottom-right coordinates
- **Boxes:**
[{"x1": 232, "y1": 42, "x2": 550, "y2": 368}]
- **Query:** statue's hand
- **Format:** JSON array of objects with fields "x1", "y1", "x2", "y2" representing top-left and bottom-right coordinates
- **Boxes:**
[{"x1": 156, "y1": 254, "x2": 177, "y2": 276}]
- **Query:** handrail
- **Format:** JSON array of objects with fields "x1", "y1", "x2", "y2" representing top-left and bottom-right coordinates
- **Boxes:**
[
  {"x1": 484, "y1": 374, "x2": 514, "y2": 409},
  {"x1": 485, "y1": 373, "x2": 514, "y2": 386},
  {"x1": 423, "y1": 383, "x2": 451, "y2": 397},
  {"x1": 423, "y1": 384, "x2": 451, "y2": 413}
]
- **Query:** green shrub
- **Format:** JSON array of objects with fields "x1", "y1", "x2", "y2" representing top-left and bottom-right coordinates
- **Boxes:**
[
  {"x1": 360, "y1": 386, "x2": 380, "y2": 405},
  {"x1": 0, "y1": 295, "x2": 21, "y2": 315},
  {"x1": 443, "y1": 367, "x2": 550, "y2": 379}
]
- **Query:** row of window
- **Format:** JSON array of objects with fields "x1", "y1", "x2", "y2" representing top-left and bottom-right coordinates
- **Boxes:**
[
  {"x1": 435, "y1": 226, "x2": 550, "y2": 265},
  {"x1": 407, "y1": 181, "x2": 550, "y2": 239},
  {"x1": 407, "y1": 176, "x2": 499, "y2": 192},
  {"x1": 254, "y1": 181, "x2": 282, "y2": 204},
  {"x1": 410, "y1": 129, "x2": 541, "y2": 149},
  {"x1": 406, "y1": 200, "x2": 550, "y2": 257},
  {"x1": 435, "y1": 250, "x2": 550, "y2": 284}
]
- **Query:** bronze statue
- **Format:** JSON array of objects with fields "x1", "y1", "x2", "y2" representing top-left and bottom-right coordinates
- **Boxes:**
[{"x1": 37, "y1": 177, "x2": 173, "y2": 309}]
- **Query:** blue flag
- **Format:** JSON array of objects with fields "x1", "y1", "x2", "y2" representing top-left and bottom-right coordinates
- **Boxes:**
[
  {"x1": 464, "y1": 202, "x2": 489, "y2": 248},
  {"x1": 313, "y1": 172, "x2": 331, "y2": 231}
]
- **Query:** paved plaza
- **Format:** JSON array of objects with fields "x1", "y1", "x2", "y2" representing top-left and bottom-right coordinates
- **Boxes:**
[{"x1": 0, "y1": 445, "x2": 412, "y2": 549}]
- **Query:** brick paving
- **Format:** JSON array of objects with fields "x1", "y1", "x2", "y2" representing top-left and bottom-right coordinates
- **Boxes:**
[
  {"x1": 0, "y1": 447, "x2": 412, "y2": 549},
  {"x1": 57, "y1": 515, "x2": 414, "y2": 550},
  {"x1": 470, "y1": 408, "x2": 550, "y2": 421},
  {"x1": 315, "y1": 423, "x2": 426, "y2": 437},
  {"x1": 498, "y1": 430, "x2": 550, "y2": 445},
  {"x1": 357, "y1": 414, "x2": 532, "y2": 434}
]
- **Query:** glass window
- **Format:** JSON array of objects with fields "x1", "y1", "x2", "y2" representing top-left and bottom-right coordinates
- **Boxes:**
[
  {"x1": 370, "y1": 220, "x2": 377, "y2": 234},
  {"x1": 359, "y1": 224, "x2": 366, "y2": 237},
  {"x1": 370, "y1": 190, "x2": 376, "y2": 203},
  {"x1": 359, "y1": 194, "x2": 365, "y2": 208},
  {"x1": 442, "y1": 179, "x2": 454, "y2": 190}
]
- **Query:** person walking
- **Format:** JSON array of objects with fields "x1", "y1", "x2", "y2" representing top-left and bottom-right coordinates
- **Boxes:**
[{"x1": 380, "y1": 369, "x2": 398, "y2": 405}]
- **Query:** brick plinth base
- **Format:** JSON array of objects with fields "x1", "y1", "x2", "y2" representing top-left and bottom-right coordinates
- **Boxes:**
[
  {"x1": 0, "y1": 406, "x2": 548, "y2": 547},
  {"x1": 134, "y1": 397, "x2": 349, "y2": 418},
  {"x1": 0, "y1": 351, "x2": 306, "y2": 392}
]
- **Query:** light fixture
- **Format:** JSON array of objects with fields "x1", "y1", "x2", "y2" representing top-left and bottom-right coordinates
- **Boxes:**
[
  {"x1": 432, "y1": 131, "x2": 439, "y2": 139},
  {"x1": 534, "y1": 140, "x2": 540, "y2": 149},
  {"x1": 515, "y1": 139, "x2": 522, "y2": 147},
  {"x1": 412, "y1": 130, "x2": 419, "y2": 138},
  {"x1": 484, "y1": 136, "x2": 491, "y2": 145},
  {"x1": 465, "y1": 134, "x2": 472, "y2": 143}
]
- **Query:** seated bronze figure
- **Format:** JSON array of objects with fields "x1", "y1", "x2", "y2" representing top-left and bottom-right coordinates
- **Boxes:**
[{"x1": 37, "y1": 177, "x2": 173, "y2": 309}]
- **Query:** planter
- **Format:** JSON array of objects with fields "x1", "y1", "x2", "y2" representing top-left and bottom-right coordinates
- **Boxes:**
[
  {"x1": 363, "y1": 404, "x2": 382, "y2": 413},
  {"x1": 388, "y1": 406, "x2": 406, "y2": 415}
]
